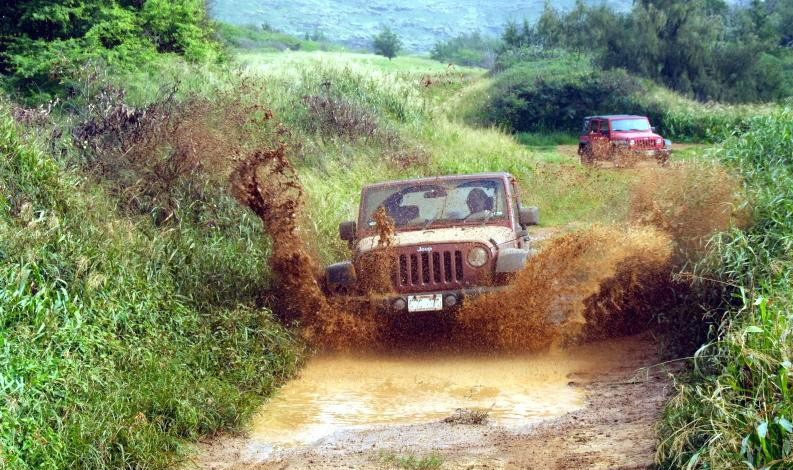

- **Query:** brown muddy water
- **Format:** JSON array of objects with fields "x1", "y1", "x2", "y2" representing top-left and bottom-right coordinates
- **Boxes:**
[{"x1": 246, "y1": 340, "x2": 629, "y2": 453}]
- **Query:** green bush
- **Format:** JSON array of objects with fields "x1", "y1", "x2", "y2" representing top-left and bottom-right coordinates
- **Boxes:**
[
  {"x1": 430, "y1": 32, "x2": 501, "y2": 68},
  {"x1": 0, "y1": 1, "x2": 220, "y2": 101},
  {"x1": 472, "y1": 54, "x2": 769, "y2": 142},
  {"x1": 472, "y1": 56, "x2": 641, "y2": 132},
  {"x1": 658, "y1": 107, "x2": 793, "y2": 469},
  {"x1": 214, "y1": 22, "x2": 338, "y2": 53},
  {"x1": 0, "y1": 98, "x2": 301, "y2": 470}
]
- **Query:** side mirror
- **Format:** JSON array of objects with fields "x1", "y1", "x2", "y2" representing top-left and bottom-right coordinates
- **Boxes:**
[
  {"x1": 651, "y1": 126, "x2": 657, "y2": 132},
  {"x1": 519, "y1": 206, "x2": 540, "y2": 226},
  {"x1": 339, "y1": 221, "x2": 356, "y2": 241}
]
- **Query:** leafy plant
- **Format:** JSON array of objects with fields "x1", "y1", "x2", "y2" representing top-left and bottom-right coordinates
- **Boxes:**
[{"x1": 373, "y1": 26, "x2": 402, "y2": 60}]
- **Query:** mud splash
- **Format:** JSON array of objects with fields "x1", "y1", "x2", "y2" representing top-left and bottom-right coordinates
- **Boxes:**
[
  {"x1": 231, "y1": 141, "x2": 740, "y2": 352},
  {"x1": 230, "y1": 144, "x2": 378, "y2": 350},
  {"x1": 454, "y1": 225, "x2": 673, "y2": 351}
]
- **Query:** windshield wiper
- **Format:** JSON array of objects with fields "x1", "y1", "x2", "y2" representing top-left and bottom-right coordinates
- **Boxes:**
[{"x1": 421, "y1": 192, "x2": 450, "y2": 230}]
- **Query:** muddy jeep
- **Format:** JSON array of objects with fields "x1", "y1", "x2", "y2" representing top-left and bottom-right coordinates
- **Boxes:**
[
  {"x1": 578, "y1": 115, "x2": 671, "y2": 166},
  {"x1": 324, "y1": 173, "x2": 539, "y2": 312}
]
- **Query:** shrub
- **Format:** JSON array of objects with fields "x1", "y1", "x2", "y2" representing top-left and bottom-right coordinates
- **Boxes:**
[
  {"x1": 373, "y1": 26, "x2": 402, "y2": 60},
  {"x1": 472, "y1": 54, "x2": 770, "y2": 142},
  {"x1": 430, "y1": 32, "x2": 501, "y2": 68},
  {"x1": 477, "y1": 62, "x2": 642, "y2": 133},
  {"x1": 0, "y1": 1, "x2": 219, "y2": 101},
  {"x1": 657, "y1": 106, "x2": 793, "y2": 469}
]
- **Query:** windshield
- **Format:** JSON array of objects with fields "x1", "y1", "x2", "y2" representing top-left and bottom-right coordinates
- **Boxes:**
[
  {"x1": 360, "y1": 178, "x2": 508, "y2": 231},
  {"x1": 610, "y1": 118, "x2": 651, "y2": 132}
]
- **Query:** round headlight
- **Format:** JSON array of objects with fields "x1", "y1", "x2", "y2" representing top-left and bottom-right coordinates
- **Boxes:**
[
  {"x1": 467, "y1": 246, "x2": 488, "y2": 267},
  {"x1": 629, "y1": 139, "x2": 636, "y2": 146},
  {"x1": 656, "y1": 138, "x2": 663, "y2": 146}
]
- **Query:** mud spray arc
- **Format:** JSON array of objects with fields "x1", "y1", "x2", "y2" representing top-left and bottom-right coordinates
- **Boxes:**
[{"x1": 230, "y1": 140, "x2": 739, "y2": 352}]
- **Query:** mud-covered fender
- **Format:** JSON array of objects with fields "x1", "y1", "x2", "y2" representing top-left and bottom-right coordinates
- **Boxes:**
[
  {"x1": 326, "y1": 261, "x2": 356, "y2": 287},
  {"x1": 495, "y1": 248, "x2": 536, "y2": 273}
]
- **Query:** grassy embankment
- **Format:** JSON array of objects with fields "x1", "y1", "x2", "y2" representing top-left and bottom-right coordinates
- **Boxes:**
[
  {"x1": 657, "y1": 108, "x2": 793, "y2": 469},
  {"x1": 0, "y1": 98, "x2": 302, "y2": 469}
]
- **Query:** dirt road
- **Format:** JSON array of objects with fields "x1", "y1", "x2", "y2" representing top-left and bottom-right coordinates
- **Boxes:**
[{"x1": 192, "y1": 333, "x2": 677, "y2": 469}]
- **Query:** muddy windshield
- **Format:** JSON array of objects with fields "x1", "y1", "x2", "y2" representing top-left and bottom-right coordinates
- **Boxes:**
[
  {"x1": 610, "y1": 118, "x2": 651, "y2": 132},
  {"x1": 360, "y1": 178, "x2": 508, "y2": 231}
]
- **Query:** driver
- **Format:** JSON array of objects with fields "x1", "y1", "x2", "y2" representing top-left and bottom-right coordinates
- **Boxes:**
[{"x1": 466, "y1": 188, "x2": 493, "y2": 216}]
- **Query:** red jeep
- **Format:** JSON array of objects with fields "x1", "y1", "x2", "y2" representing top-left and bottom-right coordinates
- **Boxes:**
[
  {"x1": 577, "y1": 115, "x2": 671, "y2": 166},
  {"x1": 324, "y1": 173, "x2": 539, "y2": 313}
]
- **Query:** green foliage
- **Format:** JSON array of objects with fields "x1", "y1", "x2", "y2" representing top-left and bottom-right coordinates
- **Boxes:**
[
  {"x1": 0, "y1": 97, "x2": 301, "y2": 470},
  {"x1": 500, "y1": 0, "x2": 793, "y2": 104},
  {"x1": 214, "y1": 22, "x2": 339, "y2": 52},
  {"x1": 373, "y1": 26, "x2": 402, "y2": 60},
  {"x1": 378, "y1": 451, "x2": 444, "y2": 470},
  {"x1": 0, "y1": 0, "x2": 219, "y2": 100},
  {"x1": 658, "y1": 106, "x2": 793, "y2": 469},
  {"x1": 471, "y1": 53, "x2": 770, "y2": 142},
  {"x1": 477, "y1": 58, "x2": 642, "y2": 133},
  {"x1": 430, "y1": 32, "x2": 501, "y2": 68}
]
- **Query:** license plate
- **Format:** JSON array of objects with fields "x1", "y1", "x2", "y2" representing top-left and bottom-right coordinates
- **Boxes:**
[{"x1": 407, "y1": 294, "x2": 443, "y2": 312}]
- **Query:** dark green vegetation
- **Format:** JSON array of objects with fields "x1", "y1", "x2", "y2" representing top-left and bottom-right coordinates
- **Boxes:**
[
  {"x1": 658, "y1": 107, "x2": 793, "y2": 469},
  {"x1": 0, "y1": 0, "x2": 220, "y2": 102},
  {"x1": 373, "y1": 26, "x2": 402, "y2": 60},
  {"x1": 214, "y1": 22, "x2": 339, "y2": 52},
  {"x1": 460, "y1": 1, "x2": 792, "y2": 142},
  {"x1": 430, "y1": 32, "x2": 502, "y2": 68},
  {"x1": 465, "y1": 51, "x2": 770, "y2": 142},
  {"x1": 506, "y1": 0, "x2": 793, "y2": 103}
]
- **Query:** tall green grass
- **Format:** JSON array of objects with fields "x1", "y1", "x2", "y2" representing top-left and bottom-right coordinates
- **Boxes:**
[
  {"x1": 658, "y1": 107, "x2": 793, "y2": 469},
  {"x1": 0, "y1": 101, "x2": 301, "y2": 469}
]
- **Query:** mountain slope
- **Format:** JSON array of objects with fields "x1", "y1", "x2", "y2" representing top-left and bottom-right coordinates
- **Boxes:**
[{"x1": 209, "y1": 0, "x2": 633, "y2": 52}]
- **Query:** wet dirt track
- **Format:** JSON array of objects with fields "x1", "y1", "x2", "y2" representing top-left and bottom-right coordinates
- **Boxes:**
[{"x1": 193, "y1": 334, "x2": 677, "y2": 470}]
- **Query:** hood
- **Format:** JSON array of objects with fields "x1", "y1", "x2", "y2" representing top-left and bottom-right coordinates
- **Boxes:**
[{"x1": 357, "y1": 226, "x2": 516, "y2": 253}]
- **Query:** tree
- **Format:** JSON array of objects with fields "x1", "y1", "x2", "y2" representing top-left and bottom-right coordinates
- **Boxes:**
[{"x1": 373, "y1": 26, "x2": 401, "y2": 60}]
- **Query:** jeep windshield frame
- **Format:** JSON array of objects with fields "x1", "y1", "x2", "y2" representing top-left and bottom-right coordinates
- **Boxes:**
[{"x1": 357, "y1": 177, "x2": 512, "y2": 235}]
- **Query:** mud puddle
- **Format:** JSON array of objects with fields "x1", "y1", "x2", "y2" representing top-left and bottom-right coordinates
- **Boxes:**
[
  {"x1": 244, "y1": 340, "x2": 630, "y2": 454},
  {"x1": 194, "y1": 336, "x2": 664, "y2": 470}
]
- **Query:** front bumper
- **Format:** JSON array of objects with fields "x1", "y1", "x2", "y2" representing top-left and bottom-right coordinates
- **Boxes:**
[{"x1": 340, "y1": 286, "x2": 504, "y2": 313}]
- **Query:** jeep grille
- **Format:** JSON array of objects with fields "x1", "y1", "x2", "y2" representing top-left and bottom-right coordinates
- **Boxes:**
[
  {"x1": 634, "y1": 138, "x2": 658, "y2": 149},
  {"x1": 398, "y1": 250, "x2": 464, "y2": 289}
]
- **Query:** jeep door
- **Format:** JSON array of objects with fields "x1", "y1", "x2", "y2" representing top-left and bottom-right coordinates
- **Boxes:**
[{"x1": 588, "y1": 119, "x2": 610, "y2": 153}]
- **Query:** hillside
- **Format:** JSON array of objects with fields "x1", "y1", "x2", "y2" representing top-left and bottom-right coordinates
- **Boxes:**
[{"x1": 208, "y1": 0, "x2": 632, "y2": 52}]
